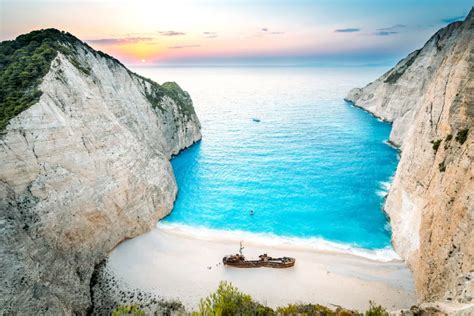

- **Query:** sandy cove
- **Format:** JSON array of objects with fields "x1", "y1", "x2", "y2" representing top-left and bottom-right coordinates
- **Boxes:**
[{"x1": 105, "y1": 223, "x2": 416, "y2": 312}]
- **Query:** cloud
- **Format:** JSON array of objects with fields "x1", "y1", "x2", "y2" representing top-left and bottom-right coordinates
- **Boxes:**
[
  {"x1": 86, "y1": 37, "x2": 154, "y2": 45},
  {"x1": 373, "y1": 31, "x2": 398, "y2": 36},
  {"x1": 203, "y1": 32, "x2": 218, "y2": 38},
  {"x1": 372, "y1": 24, "x2": 406, "y2": 36},
  {"x1": 334, "y1": 28, "x2": 360, "y2": 33},
  {"x1": 441, "y1": 15, "x2": 465, "y2": 24},
  {"x1": 376, "y1": 24, "x2": 406, "y2": 31},
  {"x1": 259, "y1": 28, "x2": 284, "y2": 35},
  {"x1": 168, "y1": 44, "x2": 201, "y2": 49},
  {"x1": 159, "y1": 31, "x2": 186, "y2": 36}
]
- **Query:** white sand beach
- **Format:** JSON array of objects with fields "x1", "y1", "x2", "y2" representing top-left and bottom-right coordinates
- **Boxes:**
[{"x1": 106, "y1": 223, "x2": 416, "y2": 312}]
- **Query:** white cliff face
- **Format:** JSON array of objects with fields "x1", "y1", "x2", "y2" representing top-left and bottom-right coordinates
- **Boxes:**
[
  {"x1": 346, "y1": 10, "x2": 473, "y2": 309},
  {"x1": 0, "y1": 40, "x2": 201, "y2": 314}
]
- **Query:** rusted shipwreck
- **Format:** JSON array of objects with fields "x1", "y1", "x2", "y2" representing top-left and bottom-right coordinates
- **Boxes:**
[
  {"x1": 223, "y1": 253, "x2": 295, "y2": 268},
  {"x1": 222, "y1": 242, "x2": 295, "y2": 268}
]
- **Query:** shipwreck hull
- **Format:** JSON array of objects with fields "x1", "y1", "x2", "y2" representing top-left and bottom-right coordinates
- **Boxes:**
[{"x1": 223, "y1": 255, "x2": 295, "y2": 268}]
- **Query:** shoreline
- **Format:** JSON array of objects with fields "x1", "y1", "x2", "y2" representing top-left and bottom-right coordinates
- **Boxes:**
[
  {"x1": 105, "y1": 223, "x2": 416, "y2": 312},
  {"x1": 154, "y1": 223, "x2": 401, "y2": 262}
]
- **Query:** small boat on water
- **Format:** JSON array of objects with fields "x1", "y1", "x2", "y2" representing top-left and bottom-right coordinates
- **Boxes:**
[
  {"x1": 223, "y1": 242, "x2": 295, "y2": 268},
  {"x1": 252, "y1": 118, "x2": 261, "y2": 122}
]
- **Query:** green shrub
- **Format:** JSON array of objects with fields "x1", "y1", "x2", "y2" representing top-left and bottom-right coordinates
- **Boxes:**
[
  {"x1": 112, "y1": 304, "x2": 145, "y2": 316},
  {"x1": 445, "y1": 134, "x2": 453, "y2": 141},
  {"x1": 192, "y1": 281, "x2": 370, "y2": 316},
  {"x1": 277, "y1": 303, "x2": 357, "y2": 315},
  {"x1": 364, "y1": 301, "x2": 388, "y2": 316},
  {"x1": 455, "y1": 128, "x2": 469, "y2": 145},
  {"x1": 195, "y1": 281, "x2": 272, "y2": 316},
  {"x1": 439, "y1": 161, "x2": 446, "y2": 172},
  {"x1": 191, "y1": 281, "x2": 395, "y2": 316},
  {"x1": 431, "y1": 139, "x2": 441, "y2": 152}
]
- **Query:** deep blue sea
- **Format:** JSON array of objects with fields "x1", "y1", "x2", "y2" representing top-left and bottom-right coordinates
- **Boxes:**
[{"x1": 132, "y1": 66, "x2": 398, "y2": 251}]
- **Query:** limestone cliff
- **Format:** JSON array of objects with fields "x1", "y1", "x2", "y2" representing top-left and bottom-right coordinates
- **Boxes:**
[
  {"x1": 346, "y1": 10, "x2": 473, "y2": 311},
  {"x1": 0, "y1": 30, "x2": 201, "y2": 314}
]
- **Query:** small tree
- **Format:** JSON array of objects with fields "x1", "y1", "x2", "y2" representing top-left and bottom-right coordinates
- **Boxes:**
[{"x1": 364, "y1": 301, "x2": 388, "y2": 316}]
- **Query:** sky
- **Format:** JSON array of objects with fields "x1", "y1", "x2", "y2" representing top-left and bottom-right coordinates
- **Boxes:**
[{"x1": 0, "y1": 0, "x2": 472, "y2": 66}]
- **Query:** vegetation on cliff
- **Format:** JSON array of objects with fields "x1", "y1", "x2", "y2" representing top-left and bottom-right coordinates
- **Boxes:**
[
  {"x1": 136, "y1": 74, "x2": 196, "y2": 118},
  {"x1": 162, "y1": 81, "x2": 196, "y2": 116},
  {"x1": 111, "y1": 281, "x2": 389, "y2": 316},
  {"x1": 0, "y1": 28, "x2": 195, "y2": 133},
  {"x1": 112, "y1": 304, "x2": 145, "y2": 316},
  {"x1": 193, "y1": 282, "x2": 388, "y2": 316},
  {"x1": 455, "y1": 128, "x2": 469, "y2": 144},
  {"x1": 0, "y1": 29, "x2": 75, "y2": 131},
  {"x1": 195, "y1": 281, "x2": 274, "y2": 316},
  {"x1": 383, "y1": 50, "x2": 420, "y2": 84}
]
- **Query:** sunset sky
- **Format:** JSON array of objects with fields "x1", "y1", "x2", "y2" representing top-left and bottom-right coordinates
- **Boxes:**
[{"x1": 0, "y1": 0, "x2": 471, "y2": 66}]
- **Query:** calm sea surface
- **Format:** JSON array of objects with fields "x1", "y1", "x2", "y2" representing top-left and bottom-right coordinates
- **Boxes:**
[{"x1": 131, "y1": 66, "x2": 398, "y2": 250}]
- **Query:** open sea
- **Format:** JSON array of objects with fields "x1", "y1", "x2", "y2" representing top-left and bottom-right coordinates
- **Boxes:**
[{"x1": 131, "y1": 66, "x2": 399, "y2": 254}]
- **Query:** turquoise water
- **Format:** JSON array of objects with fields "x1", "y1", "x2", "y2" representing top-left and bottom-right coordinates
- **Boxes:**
[{"x1": 132, "y1": 66, "x2": 398, "y2": 250}]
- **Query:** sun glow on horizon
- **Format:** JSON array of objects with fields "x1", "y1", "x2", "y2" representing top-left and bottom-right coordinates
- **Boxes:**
[{"x1": 1, "y1": 0, "x2": 471, "y2": 65}]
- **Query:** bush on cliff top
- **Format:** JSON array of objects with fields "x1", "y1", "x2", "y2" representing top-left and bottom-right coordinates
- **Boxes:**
[
  {"x1": 138, "y1": 76, "x2": 196, "y2": 117},
  {"x1": 364, "y1": 302, "x2": 389, "y2": 316},
  {"x1": 194, "y1": 281, "x2": 273, "y2": 316},
  {"x1": 188, "y1": 281, "x2": 387, "y2": 316},
  {"x1": 0, "y1": 29, "x2": 82, "y2": 132},
  {"x1": 111, "y1": 281, "x2": 390, "y2": 315},
  {"x1": 162, "y1": 81, "x2": 196, "y2": 116},
  {"x1": 0, "y1": 29, "x2": 195, "y2": 134}
]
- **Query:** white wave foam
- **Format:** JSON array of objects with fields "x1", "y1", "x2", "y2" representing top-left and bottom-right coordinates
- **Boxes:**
[
  {"x1": 157, "y1": 222, "x2": 401, "y2": 262},
  {"x1": 380, "y1": 180, "x2": 392, "y2": 191},
  {"x1": 377, "y1": 178, "x2": 393, "y2": 198},
  {"x1": 376, "y1": 190, "x2": 388, "y2": 198}
]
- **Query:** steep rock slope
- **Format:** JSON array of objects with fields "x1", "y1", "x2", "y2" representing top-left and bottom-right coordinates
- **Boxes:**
[
  {"x1": 0, "y1": 30, "x2": 201, "y2": 314},
  {"x1": 346, "y1": 10, "x2": 473, "y2": 309}
]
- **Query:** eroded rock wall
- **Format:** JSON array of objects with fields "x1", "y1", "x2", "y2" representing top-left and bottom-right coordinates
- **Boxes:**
[
  {"x1": 0, "y1": 41, "x2": 201, "y2": 314},
  {"x1": 346, "y1": 9, "x2": 473, "y2": 309}
]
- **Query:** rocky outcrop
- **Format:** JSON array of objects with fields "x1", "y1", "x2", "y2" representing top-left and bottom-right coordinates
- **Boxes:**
[
  {"x1": 345, "y1": 9, "x2": 473, "y2": 312},
  {"x1": 0, "y1": 30, "x2": 201, "y2": 314}
]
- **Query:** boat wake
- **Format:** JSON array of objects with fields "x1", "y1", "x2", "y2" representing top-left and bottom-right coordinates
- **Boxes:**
[{"x1": 157, "y1": 222, "x2": 401, "y2": 263}]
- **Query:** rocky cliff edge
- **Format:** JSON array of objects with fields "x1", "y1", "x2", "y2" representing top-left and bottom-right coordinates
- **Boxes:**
[
  {"x1": 0, "y1": 29, "x2": 201, "y2": 314},
  {"x1": 346, "y1": 9, "x2": 473, "y2": 313}
]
